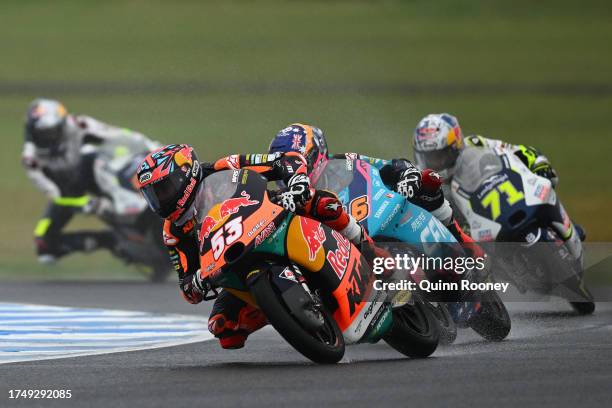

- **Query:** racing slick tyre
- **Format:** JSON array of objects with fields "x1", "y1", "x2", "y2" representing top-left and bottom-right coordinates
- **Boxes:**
[
  {"x1": 468, "y1": 291, "x2": 511, "y2": 342},
  {"x1": 570, "y1": 300, "x2": 595, "y2": 315},
  {"x1": 383, "y1": 299, "x2": 440, "y2": 358},
  {"x1": 250, "y1": 272, "x2": 345, "y2": 364},
  {"x1": 426, "y1": 302, "x2": 457, "y2": 345}
]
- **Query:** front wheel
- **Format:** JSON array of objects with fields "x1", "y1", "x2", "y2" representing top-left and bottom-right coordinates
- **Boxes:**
[
  {"x1": 383, "y1": 299, "x2": 440, "y2": 358},
  {"x1": 570, "y1": 301, "x2": 595, "y2": 315},
  {"x1": 570, "y1": 282, "x2": 595, "y2": 315},
  {"x1": 250, "y1": 272, "x2": 345, "y2": 364}
]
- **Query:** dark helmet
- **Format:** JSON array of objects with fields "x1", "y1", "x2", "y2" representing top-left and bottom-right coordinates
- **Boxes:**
[
  {"x1": 268, "y1": 123, "x2": 328, "y2": 172},
  {"x1": 25, "y1": 99, "x2": 69, "y2": 153},
  {"x1": 136, "y1": 144, "x2": 202, "y2": 221}
]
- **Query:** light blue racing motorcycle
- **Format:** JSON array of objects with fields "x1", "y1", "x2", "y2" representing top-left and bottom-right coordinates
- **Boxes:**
[{"x1": 313, "y1": 158, "x2": 511, "y2": 342}]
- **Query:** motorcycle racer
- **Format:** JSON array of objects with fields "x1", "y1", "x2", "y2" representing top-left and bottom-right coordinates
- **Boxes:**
[
  {"x1": 21, "y1": 98, "x2": 161, "y2": 264},
  {"x1": 268, "y1": 123, "x2": 474, "y2": 245},
  {"x1": 269, "y1": 123, "x2": 493, "y2": 327},
  {"x1": 413, "y1": 113, "x2": 558, "y2": 185},
  {"x1": 411, "y1": 113, "x2": 584, "y2": 241},
  {"x1": 136, "y1": 144, "x2": 366, "y2": 349}
]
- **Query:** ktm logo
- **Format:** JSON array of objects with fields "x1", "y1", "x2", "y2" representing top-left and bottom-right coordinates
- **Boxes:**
[{"x1": 346, "y1": 258, "x2": 368, "y2": 316}]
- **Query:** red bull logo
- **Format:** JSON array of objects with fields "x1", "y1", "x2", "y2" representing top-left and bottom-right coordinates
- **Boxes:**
[
  {"x1": 219, "y1": 191, "x2": 259, "y2": 218},
  {"x1": 199, "y1": 191, "x2": 259, "y2": 240},
  {"x1": 176, "y1": 177, "x2": 197, "y2": 207},
  {"x1": 200, "y1": 215, "x2": 218, "y2": 240},
  {"x1": 300, "y1": 217, "x2": 326, "y2": 261},
  {"x1": 327, "y1": 229, "x2": 351, "y2": 279}
]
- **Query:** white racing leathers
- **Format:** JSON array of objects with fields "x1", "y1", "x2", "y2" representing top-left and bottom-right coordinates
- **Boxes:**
[
  {"x1": 22, "y1": 114, "x2": 160, "y2": 261},
  {"x1": 22, "y1": 114, "x2": 160, "y2": 201}
]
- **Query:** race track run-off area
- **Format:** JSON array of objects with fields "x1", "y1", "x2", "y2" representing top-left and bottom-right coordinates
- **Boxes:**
[{"x1": 0, "y1": 302, "x2": 212, "y2": 365}]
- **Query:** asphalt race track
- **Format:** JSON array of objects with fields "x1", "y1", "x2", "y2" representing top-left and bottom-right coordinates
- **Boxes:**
[{"x1": 1, "y1": 281, "x2": 611, "y2": 408}]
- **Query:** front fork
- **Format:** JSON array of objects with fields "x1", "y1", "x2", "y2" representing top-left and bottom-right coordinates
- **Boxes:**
[
  {"x1": 247, "y1": 262, "x2": 325, "y2": 331},
  {"x1": 549, "y1": 201, "x2": 583, "y2": 265}
]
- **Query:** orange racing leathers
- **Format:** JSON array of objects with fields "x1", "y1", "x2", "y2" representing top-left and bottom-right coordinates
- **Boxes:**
[{"x1": 163, "y1": 151, "x2": 358, "y2": 349}]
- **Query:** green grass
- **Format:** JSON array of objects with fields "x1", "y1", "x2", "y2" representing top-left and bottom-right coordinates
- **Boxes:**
[{"x1": 0, "y1": 0, "x2": 610, "y2": 279}]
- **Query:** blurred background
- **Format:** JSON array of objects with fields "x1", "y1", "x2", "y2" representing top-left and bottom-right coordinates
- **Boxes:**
[{"x1": 1, "y1": 0, "x2": 610, "y2": 280}]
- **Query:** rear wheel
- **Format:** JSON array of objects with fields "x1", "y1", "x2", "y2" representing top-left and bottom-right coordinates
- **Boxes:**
[
  {"x1": 250, "y1": 272, "x2": 345, "y2": 364},
  {"x1": 468, "y1": 291, "x2": 511, "y2": 342},
  {"x1": 383, "y1": 299, "x2": 439, "y2": 358}
]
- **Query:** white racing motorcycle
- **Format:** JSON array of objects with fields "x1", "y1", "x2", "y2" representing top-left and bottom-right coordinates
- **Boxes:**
[{"x1": 450, "y1": 147, "x2": 594, "y2": 314}]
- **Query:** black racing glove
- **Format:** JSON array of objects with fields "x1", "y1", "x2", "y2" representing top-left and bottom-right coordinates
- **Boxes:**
[
  {"x1": 191, "y1": 270, "x2": 219, "y2": 301},
  {"x1": 396, "y1": 168, "x2": 422, "y2": 199},
  {"x1": 533, "y1": 162, "x2": 559, "y2": 187},
  {"x1": 274, "y1": 173, "x2": 312, "y2": 212}
]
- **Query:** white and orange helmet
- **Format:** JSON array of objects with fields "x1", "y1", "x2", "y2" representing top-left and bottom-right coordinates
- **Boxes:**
[
  {"x1": 25, "y1": 98, "x2": 69, "y2": 153},
  {"x1": 413, "y1": 113, "x2": 463, "y2": 175}
]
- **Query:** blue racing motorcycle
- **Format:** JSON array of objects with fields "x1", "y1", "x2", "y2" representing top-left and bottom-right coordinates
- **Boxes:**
[{"x1": 314, "y1": 157, "x2": 511, "y2": 342}]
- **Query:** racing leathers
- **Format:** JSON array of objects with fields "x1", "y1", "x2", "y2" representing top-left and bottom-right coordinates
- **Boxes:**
[
  {"x1": 325, "y1": 153, "x2": 473, "y2": 244},
  {"x1": 163, "y1": 151, "x2": 365, "y2": 349},
  {"x1": 22, "y1": 114, "x2": 160, "y2": 263},
  {"x1": 463, "y1": 135, "x2": 559, "y2": 186}
]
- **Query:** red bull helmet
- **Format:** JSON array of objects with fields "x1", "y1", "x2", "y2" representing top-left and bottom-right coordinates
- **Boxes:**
[
  {"x1": 268, "y1": 123, "x2": 328, "y2": 173},
  {"x1": 136, "y1": 144, "x2": 202, "y2": 221},
  {"x1": 413, "y1": 113, "x2": 464, "y2": 174}
]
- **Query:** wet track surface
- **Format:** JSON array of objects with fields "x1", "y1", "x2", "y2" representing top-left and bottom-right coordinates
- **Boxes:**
[{"x1": 1, "y1": 281, "x2": 611, "y2": 408}]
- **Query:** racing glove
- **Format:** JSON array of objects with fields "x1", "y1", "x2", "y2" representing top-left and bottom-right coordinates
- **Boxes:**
[
  {"x1": 418, "y1": 169, "x2": 452, "y2": 223},
  {"x1": 275, "y1": 173, "x2": 312, "y2": 212},
  {"x1": 532, "y1": 161, "x2": 559, "y2": 187},
  {"x1": 83, "y1": 197, "x2": 114, "y2": 218},
  {"x1": 396, "y1": 168, "x2": 422, "y2": 199},
  {"x1": 189, "y1": 270, "x2": 219, "y2": 302}
]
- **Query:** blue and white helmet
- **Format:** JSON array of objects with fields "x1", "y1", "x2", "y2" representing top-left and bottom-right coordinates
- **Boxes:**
[
  {"x1": 268, "y1": 123, "x2": 328, "y2": 172},
  {"x1": 413, "y1": 113, "x2": 464, "y2": 174}
]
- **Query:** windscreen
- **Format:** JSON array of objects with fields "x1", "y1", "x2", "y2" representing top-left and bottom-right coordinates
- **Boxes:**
[
  {"x1": 313, "y1": 159, "x2": 355, "y2": 195},
  {"x1": 453, "y1": 147, "x2": 504, "y2": 193},
  {"x1": 194, "y1": 170, "x2": 239, "y2": 222}
]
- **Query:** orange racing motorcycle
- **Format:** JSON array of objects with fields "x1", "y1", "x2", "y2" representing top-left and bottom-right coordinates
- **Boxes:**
[{"x1": 196, "y1": 169, "x2": 440, "y2": 364}]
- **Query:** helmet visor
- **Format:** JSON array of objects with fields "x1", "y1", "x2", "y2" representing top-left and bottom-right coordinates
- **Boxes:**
[
  {"x1": 30, "y1": 124, "x2": 65, "y2": 149},
  {"x1": 141, "y1": 171, "x2": 188, "y2": 218},
  {"x1": 415, "y1": 146, "x2": 459, "y2": 172}
]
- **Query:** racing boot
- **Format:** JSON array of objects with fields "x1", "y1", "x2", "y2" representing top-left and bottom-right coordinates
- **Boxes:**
[
  {"x1": 208, "y1": 291, "x2": 268, "y2": 349},
  {"x1": 447, "y1": 301, "x2": 481, "y2": 328}
]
